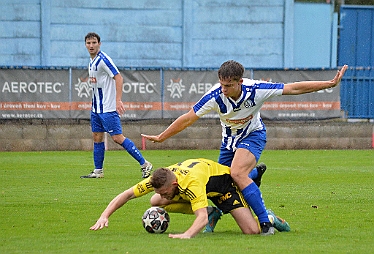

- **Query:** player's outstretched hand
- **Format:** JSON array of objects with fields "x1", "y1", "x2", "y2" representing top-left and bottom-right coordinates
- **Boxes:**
[
  {"x1": 90, "y1": 217, "x2": 109, "y2": 231},
  {"x1": 168, "y1": 233, "x2": 191, "y2": 239},
  {"x1": 141, "y1": 134, "x2": 162, "y2": 143},
  {"x1": 331, "y1": 65, "x2": 348, "y2": 87}
]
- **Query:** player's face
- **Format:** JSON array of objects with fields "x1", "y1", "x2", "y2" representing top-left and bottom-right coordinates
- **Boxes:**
[
  {"x1": 155, "y1": 184, "x2": 178, "y2": 200},
  {"x1": 85, "y1": 37, "x2": 101, "y2": 58},
  {"x1": 219, "y1": 78, "x2": 243, "y2": 100}
]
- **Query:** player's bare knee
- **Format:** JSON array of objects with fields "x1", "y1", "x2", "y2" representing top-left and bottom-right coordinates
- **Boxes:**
[
  {"x1": 230, "y1": 171, "x2": 244, "y2": 182},
  {"x1": 150, "y1": 194, "x2": 160, "y2": 206},
  {"x1": 150, "y1": 194, "x2": 169, "y2": 206},
  {"x1": 112, "y1": 135, "x2": 125, "y2": 145}
]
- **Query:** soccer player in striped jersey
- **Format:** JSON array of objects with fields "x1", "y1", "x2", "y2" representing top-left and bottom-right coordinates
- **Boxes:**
[
  {"x1": 81, "y1": 32, "x2": 152, "y2": 179},
  {"x1": 89, "y1": 158, "x2": 290, "y2": 238},
  {"x1": 142, "y1": 60, "x2": 348, "y2": 235}
]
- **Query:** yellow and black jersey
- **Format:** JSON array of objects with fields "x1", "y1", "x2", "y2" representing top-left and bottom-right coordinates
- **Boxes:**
[{"x1": 132, "y1": 158, "x2": 247, "y2": 214}]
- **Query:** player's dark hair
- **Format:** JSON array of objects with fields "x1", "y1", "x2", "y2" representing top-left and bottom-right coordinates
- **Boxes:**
[
  {"x1": 218, "y1": 60, "x2": 245, "y2": 81},
  {"x1": 85, "y1": 32, "x2": 100, "y2": 43},
  {"x1": 150, "y1": 167, "x2": 174, "y2": 189}
]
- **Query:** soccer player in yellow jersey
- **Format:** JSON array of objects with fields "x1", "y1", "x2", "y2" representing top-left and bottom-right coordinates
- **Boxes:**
[{"x1": 90, "y1": 158, "x2": 290, "y2": 238}]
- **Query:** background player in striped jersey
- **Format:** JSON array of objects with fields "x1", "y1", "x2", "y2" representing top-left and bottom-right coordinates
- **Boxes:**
[
  {"x1": 89, "y1": 158, "x2": 290, "y2": 238},
  {"x1": 142, "y1": 60, "x2": 348, "y2": 235},
  {"x1": 81, "y1": 32, "x2": 152, "y2": 179}
]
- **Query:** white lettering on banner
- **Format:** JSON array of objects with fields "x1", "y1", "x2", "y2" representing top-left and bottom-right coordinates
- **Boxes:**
[
  {"x1": 122, "y1": 83, "x2": 156, "y2": 93},
  {"x1": 316, "y1": 88, "x2": 333, "y2": 93},
  {"x1": 167, "y1": 79, "x2": 217, "y2": 98},
  {"x1": 77, "y1": 103, "x2": 91, "y2": 109},
  {"x1": 189, "y1": 83, "x2": 213, "y2": 94},
  {"x1": 1, "y1": 113, "x2": 43, "y2": 118},
  {"x1": 278, "y1": 112, "x2": 316, "y2": 118},
  {"x1": 2, "y1": 103, "x2": 22, "y2": 109},
  {"x1": 122, "y1": 113, "x2": 137, "y2": 118},
  {"x1": 2, "y1": 82, "x2": 63, "y2": 93}
]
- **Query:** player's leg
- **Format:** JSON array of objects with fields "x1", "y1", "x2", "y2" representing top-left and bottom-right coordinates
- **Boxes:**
[
  {"x1": 266, "y1": 209, "x2": 291, "y2": 232},
  {"x1": 230, "y1": 207, "x2": 260, "y2": 234},
  {"x1": 150, "y1": 193, "x2": 221, "y2": 233},
  {"x1": 150, "y1": 193, "x2": 194, "y2": 214},
  {"x1": 230, "y1": 149, "x2": 273, "y2": 235},
  {"x1": 104, "y1": 112, "x2": 152, "y2": 178},
  {"x1": 81, "y1": 112, "x2": 105, "y2": 178},
  {"x1": 219, "y1": 145, "x2": 265, "y2": 187},
  {"x1": 228, "y1": 131, "x2": 274, "y2": 235},
  {"x1": 92, "y1": 131, "x2": 105, "y2": 172}
]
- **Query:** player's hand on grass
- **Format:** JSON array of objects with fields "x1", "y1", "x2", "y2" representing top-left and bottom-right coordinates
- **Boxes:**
[
  {"x1": 168, "y1": 233, "x2": 191, "y2": 239},
  {"x1": 90, "y1": 217, "x2": 109, "y2": 230}
]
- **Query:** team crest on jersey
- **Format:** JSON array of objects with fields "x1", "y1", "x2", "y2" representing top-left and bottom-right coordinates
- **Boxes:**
[
  {"x1": 74, "y1": 77, "x2": 92, "y2": 98},
  {"x1": 167, "y1": 78, "x2": 185, "y2": 98},
  {"x1": 244, "y1": 99, "x2": 255, "y2": 108}
]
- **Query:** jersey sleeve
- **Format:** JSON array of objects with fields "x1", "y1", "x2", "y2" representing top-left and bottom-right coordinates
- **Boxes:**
[
  {"x1": 175, "y1": 180, "x2": 208, "y2": 212},
  {"x1": 132, "y1": 178, "x2": 154, "y2": 198},
  {"x1": 99, "y1": 52, "x2": 120, "y2": 78},
  {"x1": 166, "y1": 159, "x2": 214, "y2": 212},
  {"x1": 190, "y1": 193, "x2": 209, "y2": 212},
  {"x1": 255, "y1": 82, "x2": 284, "y2": 100},
  {"x1": 193, "y1": 84, "x2": 221, "y2": 117},
  {"x1": 241, "y1": 78, "x2": 284, "y2": 100}
]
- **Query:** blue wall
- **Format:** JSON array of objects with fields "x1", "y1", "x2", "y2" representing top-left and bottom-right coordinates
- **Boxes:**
[
  {"x1": 294, "y1": 2, "x2": 337, "y2": 68},
  {"x1": 0, "y1": 0, "x2": 337, "y2": 68},
  {"x1": 338, "y1": 5, "x2": 374, "y2": 66},
  {"x1": 338, "y1": 6, "x2": 374, "y2": 119}
]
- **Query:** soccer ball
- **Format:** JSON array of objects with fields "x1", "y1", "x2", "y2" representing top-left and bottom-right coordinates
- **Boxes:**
[{"x1": 142, "y1": 207, "x2": 170, "y2": 233}]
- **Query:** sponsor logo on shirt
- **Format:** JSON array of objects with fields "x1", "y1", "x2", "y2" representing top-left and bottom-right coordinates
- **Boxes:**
[{"x1": 226, "y1": 114, "x2": 253, "y2": 124}]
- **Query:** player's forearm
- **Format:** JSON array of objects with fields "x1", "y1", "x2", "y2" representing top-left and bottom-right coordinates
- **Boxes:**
[
  {"x1": 182, "y1": 215, "x2": 208, "y2": 238},
  {"x1": 158, "y1": 113, "x2": 194, "y2": 142},
  {"x1": 101, "y1": 190, "x2": 133, "y2": 219},
  {"x1": 284, "y1": 80, "x2": 335, "y2": 95},
  {"x1": 283, "y1": 65, "x2": 347, "y2": 95},
  {"x1": 115, "y1": 74, "x2": 124, "y2": 102}
]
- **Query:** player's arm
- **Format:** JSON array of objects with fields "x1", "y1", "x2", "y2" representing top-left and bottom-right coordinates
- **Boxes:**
[
  {"x1": 114, "y1": 73, "x2": 125, "y2": 115},
  {"x1": 141, "y1": 109, "x2": 199, "y2": 143},
  {"x1": 90, "y1": 187, "x2": 136, "y2": 230},
  {"x1": 168, "y1": 207, "x2": 208, "y2": 239},
  {"x1": 282, "y1": 65, "x2": 348, "y2": 95}
]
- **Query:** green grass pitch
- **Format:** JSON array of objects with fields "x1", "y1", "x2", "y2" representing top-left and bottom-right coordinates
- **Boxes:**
[{"x1": 1, "y1": 149, "x2": 373, "y2": 253}]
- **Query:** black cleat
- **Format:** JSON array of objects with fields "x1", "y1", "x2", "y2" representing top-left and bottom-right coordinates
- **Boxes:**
[
  {"x1": 260, "y1": 222, "x2": 275, "y2": 236},
  {"x1": 253, "y1": 163, "x2": 267, "y2": 187}
]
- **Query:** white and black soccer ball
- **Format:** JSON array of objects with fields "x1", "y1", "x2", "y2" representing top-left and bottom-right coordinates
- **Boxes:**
[{"x1": 142, "y1": 207, "x2": 170, "y2": 233}]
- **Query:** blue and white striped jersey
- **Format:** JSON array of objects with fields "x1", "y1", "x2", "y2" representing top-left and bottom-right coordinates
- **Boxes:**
[
  {"x1": 88, "y1": 51, "x2": 120, "y2": 113},
  {"x1": 193, "y1": 78, "x2": 284, "y2": 150}
]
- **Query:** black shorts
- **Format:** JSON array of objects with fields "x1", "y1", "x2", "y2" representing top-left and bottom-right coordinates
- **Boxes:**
[{"x1": 206, "y1": 174, "x2": 248, "y2": 214}]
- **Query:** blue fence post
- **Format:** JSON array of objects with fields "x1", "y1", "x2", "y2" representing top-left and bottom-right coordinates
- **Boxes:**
[{"x1": 160, "y1": 68, "x2": 164, "y2": 119}]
